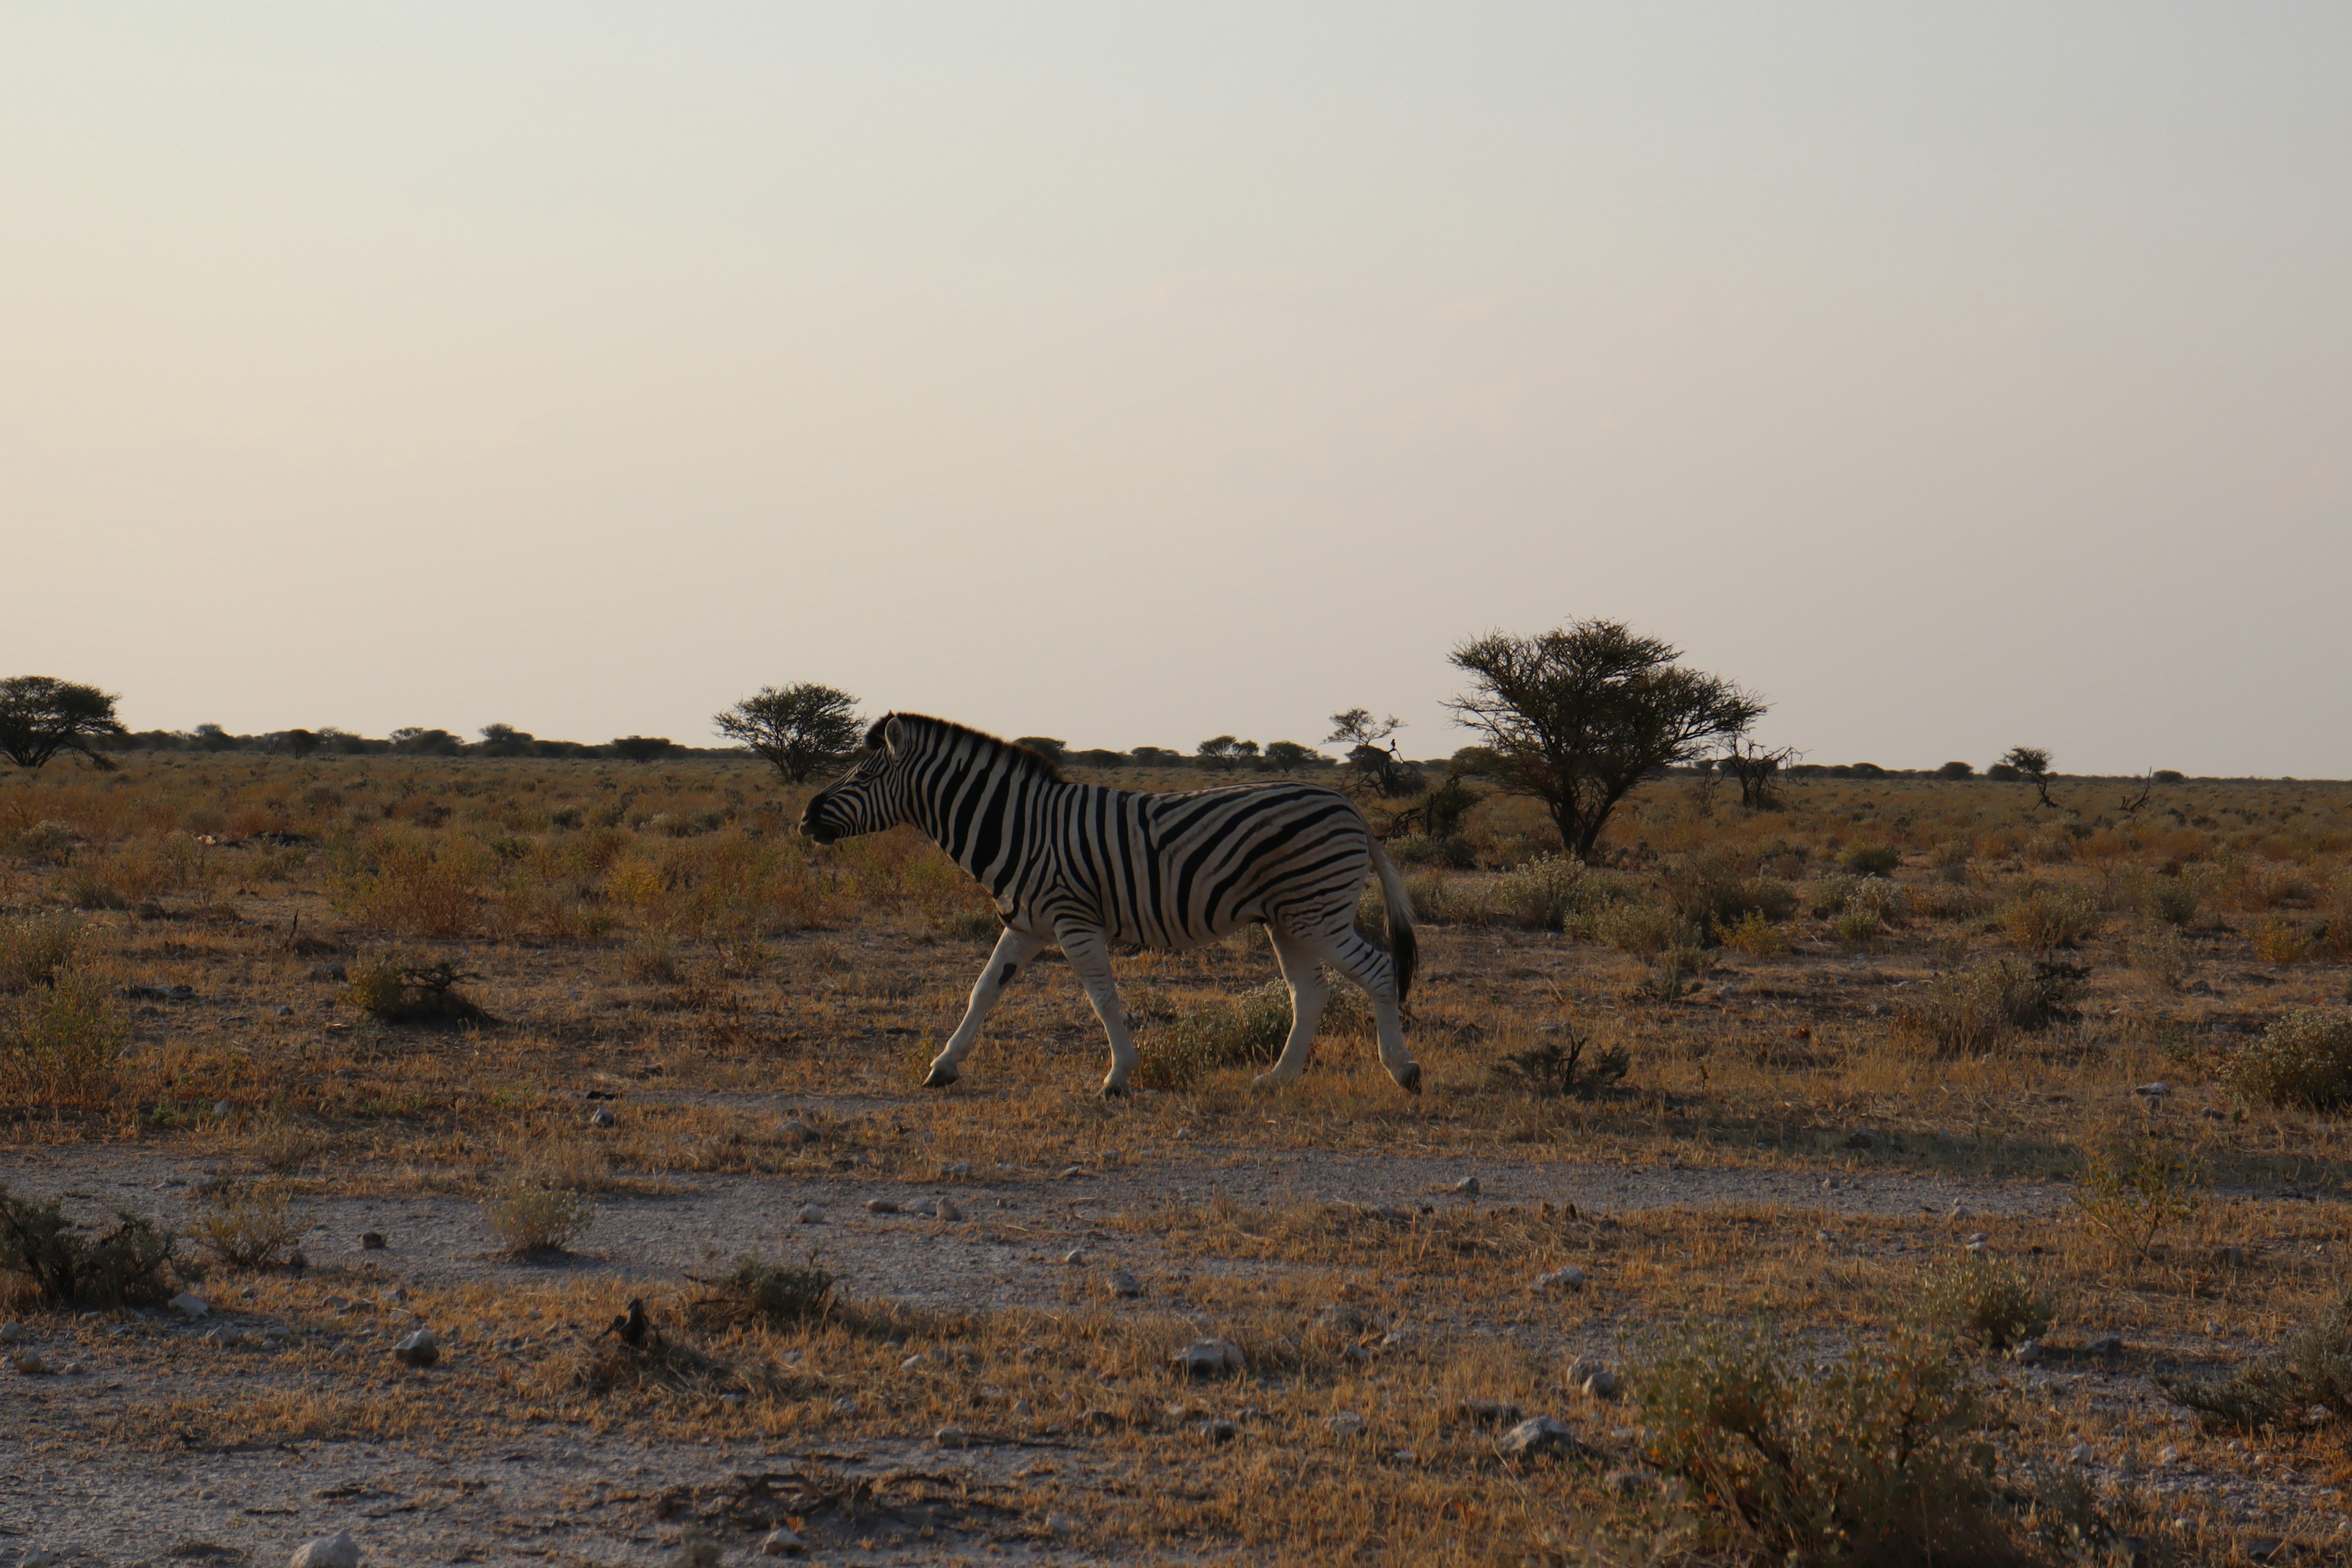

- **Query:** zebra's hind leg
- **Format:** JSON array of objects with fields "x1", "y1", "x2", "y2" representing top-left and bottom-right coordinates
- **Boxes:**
[
  {"x1": 1322, "y1": 927, "x2": 1422, "y2": 1093},
  {"x1": 1251, "y1": 927, "x2": 1329, "y2": 1090},
  {"x1": 1055, "y1": 922, "x2": 1139, "y2": 1096},
  {"x1": 925, "y1": 925, "x2": 1047, "y2": 1088}
]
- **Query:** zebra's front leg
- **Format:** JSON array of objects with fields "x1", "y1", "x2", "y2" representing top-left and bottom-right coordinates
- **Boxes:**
[
  {"x1": 924, "y1": 925, "x2": 1047, "y2": 1088},
  {"x1": 1055, "y1": 923, "x2": 1139, "y2": 1097}
]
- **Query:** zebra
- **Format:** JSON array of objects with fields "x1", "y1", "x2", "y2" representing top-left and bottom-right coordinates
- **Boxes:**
[{"x1": 799, "y1": 714, "x2": 1420, "y2": 1097}]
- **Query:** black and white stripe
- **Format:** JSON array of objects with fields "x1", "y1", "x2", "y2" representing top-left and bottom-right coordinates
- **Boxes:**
[{"x1": 801, "y1": 714, "x2": 1419, "y2": 1095}]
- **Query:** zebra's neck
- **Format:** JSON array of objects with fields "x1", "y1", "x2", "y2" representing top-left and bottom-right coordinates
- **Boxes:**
[{"x1": 901, "y1": 728, "x2": 1075, "y2": 893}]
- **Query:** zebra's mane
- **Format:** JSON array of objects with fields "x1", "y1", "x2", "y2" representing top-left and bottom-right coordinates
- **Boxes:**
[{"x1": 870, "y1": 713, "x2": 1066, "y2": 783}]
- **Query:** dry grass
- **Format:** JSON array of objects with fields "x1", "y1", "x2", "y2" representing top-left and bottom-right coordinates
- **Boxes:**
[{"x1": 5, "y1": 757, "x2": 2352, "y2": 1559}]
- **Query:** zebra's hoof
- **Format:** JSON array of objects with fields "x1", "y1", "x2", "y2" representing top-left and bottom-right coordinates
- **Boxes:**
[
  {"x1": 1249, "y1": 1071, "x2": 1295, "y2": 1092},
  {"x1": 922, "y1": 1065, "x2": 959, "y2": 1089},
  {"x1": 1393, "y1": 1062, "x2": 1422, "y2": 1095},
  {"x1": 1099, "y1": 1080, "x2": 1131, "y2": 1100}
]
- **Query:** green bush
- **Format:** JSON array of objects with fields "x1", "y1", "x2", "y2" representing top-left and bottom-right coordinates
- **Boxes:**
[
  {"x1": 1917, "y1": 1257, "x2": 2052, "y2": 1351},
  {"x1": 1635, "y1": 1322, "x2": 1998, "y2": 1564},
  {"x1": 0, "y1": 1183, "x2": 190, "y2": 1306},
  {"x1": 1811, "y1": 873, "x2": 1905, "y2": 925},
  {"x1": 480, "y1": 1177, "x2": 596, "y2": 1255},
  {"x1": 1135, "y1": 981, "x2": 1303, "y2": 1088},
  {"x1": 2161, "y1": 1290, "x2": 2352, "y2": 1430},
  {"x1": 2223, "y1": 1008, "x2": 2352, "y2": 1112},
  {"x1": 1892, "y1": 959, "x2": 2084, "y2": 1057}
]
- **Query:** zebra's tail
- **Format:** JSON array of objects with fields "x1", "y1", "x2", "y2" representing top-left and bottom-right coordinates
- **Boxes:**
[{"x1": 1369, "y1": 835, "x2": 1417, "y2": 1007}]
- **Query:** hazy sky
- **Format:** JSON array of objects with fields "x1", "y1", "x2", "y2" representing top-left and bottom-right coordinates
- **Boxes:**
[{"x1": 6, "y1": 5, "x2": 2347, "y2": 774}]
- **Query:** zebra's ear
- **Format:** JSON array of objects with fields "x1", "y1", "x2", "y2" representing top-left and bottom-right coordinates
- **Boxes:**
[{"x1": 881, "y1": 715, "x2": 907, "y2": 756}]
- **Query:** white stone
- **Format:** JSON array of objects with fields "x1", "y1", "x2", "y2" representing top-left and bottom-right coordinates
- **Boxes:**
[
  {"x1": 2134, "y1": 1082, "x2": 2171, "y2": 1099},
  {"x1": 1170, "y1": 1338, "x2": 1246, "y2": 1378},
  {"x1": 1535, "y1": 1266, "x2": 1587, "y2": 1291},
  {"x1": 1499, "y1": 1415, "x2": 1585, "y2": 1459},
  {"x1": 934, "y1": 1424, "x2": 971, "y2": 1449},
  {"x1": 1107, "y1": 1270, "x2": 1143, "y2": 1298},
  {"x1": 1453, "y1": 1176, "x2": 1480, "y2": 1196},
  {"x1": 758, "y1": 1527, "x2": 807, "y2": 1556},
  {"x1": 289, "y1": 1531, "x2": 361, "y2": 1568},
  {"x1": 1326, "y1": 1411, "x2": 1366, "y2": 1436},
  {"x1": 394, "y1": 1328, "x2": 439, "y2": 1368},
  {"x1": 11, "y1": 1351, "x2": 53, "y2": 1376},
  {"x1": 587, "y1": 1106, "x2": 616, "y2": 1129},
  {"x1": 797, "y1": 1204, "x2": 824, "y2": 1224},
  {"x1": 1061, "y1": 1248, "x2": 1086, "y2": 1266},
  {"x1": 1581, "y1": 1369, "x2": 1619, "y2": 1400},
  {"x1": 935, "y1": 1197, "x2": 963, "y2": 1222},
  {"x1": 168, "y1": 1292, "x2": 209, "y2": 1319},
  {"x1": 865, "y1": 1198, "x2": 899, "y2": 1214}
]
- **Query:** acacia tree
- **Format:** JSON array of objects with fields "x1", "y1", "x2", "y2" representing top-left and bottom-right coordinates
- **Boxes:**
[
  {"x1": 1325, "y1": 708, "x2": 1417, "y2": 798},
  {"x1": 715, "y1": 684, "x2": 864, "y2": 783},
  {"x1": 1448, "y1": 620, "x2": 1763, "y2": 859},
  {"x1": 0, "y1": 676, "x2": 126, "y2": 769},
  {"x1": 1999, "y1": 746, "x2": 2059, "y2": 809},
  {"x1": 1720, "y1": 739, "x2": 1801, "y2": 810}
]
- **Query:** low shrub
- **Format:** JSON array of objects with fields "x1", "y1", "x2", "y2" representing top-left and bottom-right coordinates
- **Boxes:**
[
  {"x1": 191, "y1": 1180, "x2": 308, "y2": 1271},
  {"x1": 2161, "y1": 1290, "x2": 2352, "y2": 1430},
  {"x1": 1, "y1": 968, "x2": 132, "y2": 1109},
  {"x1": 1713, "y1": 908, "x2": 1784, "y2": 957},
  {"x1": 1996, "y1": 884, "x2": 2101, "y2": 951},
  {"x1": 687, "y1": 1254, "x2": 836, "y2": 1331},
  {"x1": 481, "y1": 1177, "x2": 597, "y2": 1255},
  {"x1": 1486, "y1": 855, "x2": 1631, "y2": 932},
  {"x1": 623, "y1": 930, "x2": 680, "y2": 983},
  {"x1": 344, "y1": 957, "x2": 489, "y2": 1024},
  {"x1": 1811, "y1": 873, "x2": 1905, "y2": 925},
  {"x1": 1659, "y1": 851, "x2": 1798, "y2": 934},
  {"x1": 1134, "y1": 981, "x2": 1316, "y2": 1089},
  {"x1": 1594, "y1": 901, "x2": 1699, "y2": 958},
  {"x1": 1386, "y1": 832, "x2": 1475, "y2": 870},
  {"x1": 0, "y1": 913, "x2": 88, "y2": 994},
  {"x1": 1834, "y1": 908, "x2": 1883, "y2": 948},
  {"x1": 2250, "y1": 916, "x2": 2313, "y2": 965},
  {"x1": 1930, "y1": 840, "x2": 1970, "y2": 884},
  {"x1": 2073, "y1": 1138, "x2": 2203, "y2": 1262},
  {"x1": 0, "y1": 1183, "x2": 189, "y2": 1307},
  {"x1": 2141, "y1": 878, "x2": 2198, "y2": 925},
  {"x1": 2124, "y1": 925, "x2": 2192, "y2": 992},
  {"x1": 1892, "y1": 959, "x2": 2084, "y2": 1057},
  {"x1": 1917, "y1": 1257, "x2": 2052, "y2": 1351},
  {"x1": 2223, "y1": 1008, "x2": 2352, "y2": 1112},
  {"x1": 1487, "y1": 1027, "x2": 1629, "y2": 1098},
  {"x1": 1635, "y1": 1322, "x2": 2000, "y2": 1564},
  {"x1": 1841, "y1": 843, "x2": 1902, "y2": 876}
]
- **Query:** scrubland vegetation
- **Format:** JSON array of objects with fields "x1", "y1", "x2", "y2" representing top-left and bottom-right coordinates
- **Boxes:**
[{"x1": 2, "y1": 750, "x2": 2350, "y2": 1563}]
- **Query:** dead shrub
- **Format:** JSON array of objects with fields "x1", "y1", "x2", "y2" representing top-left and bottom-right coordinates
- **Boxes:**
[
  {"x1": 1594, "y1": 900, "x2": 1698, "y2": 958},
  {"x1": 343, "y1": 956, "x2": 489, "y2": 1024},
  {"x1": 1, "y1": 968, "x2": 132, "y2": 1110},
  {"x1": 1891, "y1": 959, "x2": 2084, "y2": 1057},
  {"x1": 2161, "y1": 1289, "x2": 2352, "y2": 1430},
  {"x1": 0, "y1": 1183, "x2": 190, "y2": 1307},
  {"x1": 2073, "y1": 1137, "x2": 2203, "y2": 1262},
  {"x1": 687, "y1": 1254, "x2": 836, "y2": 1332},
  {"x1": 2123, "y1": 925, "x2": 2192, "y2": 992},
  {"x1": 1487, "y1": 1027, "x2": 1630, "y2": 1098},
  {"x1": 190, "y1": 1180, "x2": 308, "y2": 1270},
  {"x1": 330, "y1": 832, "x2": 491, "y2": 937}
]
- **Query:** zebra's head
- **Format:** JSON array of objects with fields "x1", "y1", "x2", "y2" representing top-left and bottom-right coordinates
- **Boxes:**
[{"x1": 799, "y1": 715, "x2": 914, "y2": 845}]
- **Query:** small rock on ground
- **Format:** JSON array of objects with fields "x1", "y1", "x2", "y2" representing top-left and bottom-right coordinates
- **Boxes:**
[
  {"x1": 1170, "y1": 1338, "x2": 1246, "y2": 1378},
  {"x1": 394, "y1": 1329, "x2": 439, "y2": 1368},
  {"x1": 1534, "y1": 1265, "x2": 1587, "y2": 1291},
  {"x1": 290, "y1": 1531, "x2": 361, "y2": 1568},
  {"x1": 759, "y1": 1526, "x2": 808, "y2": 1556},
  {"x1": 1327, "y1": 1411, "x2": 1366, "y2": 1436},
  {"x1": 1499, "y1": 1415, "x2": 1589, "y2": 1460}
]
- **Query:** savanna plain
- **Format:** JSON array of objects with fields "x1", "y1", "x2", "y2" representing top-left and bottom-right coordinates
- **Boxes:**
[{"x1": 2, "y1": 755, "x2": 2349, "y2": 1567}]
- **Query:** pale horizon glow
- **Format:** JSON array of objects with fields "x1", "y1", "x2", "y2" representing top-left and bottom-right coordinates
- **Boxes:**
[{"x1": 6, "y1": 6, "x2": 2348, "y2": 775}]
